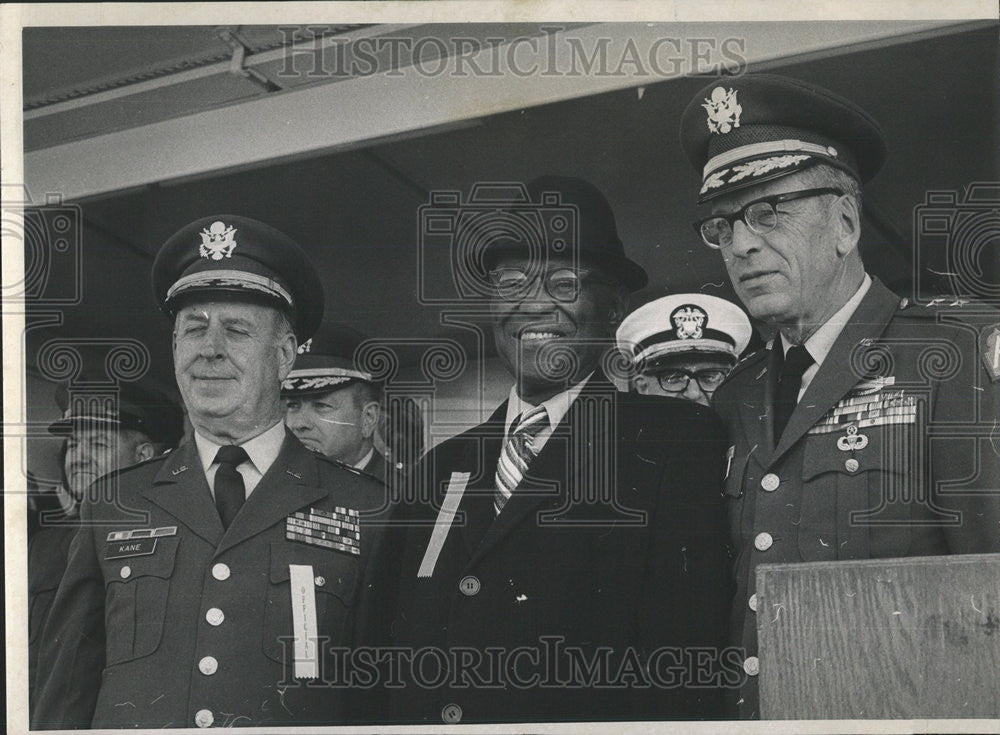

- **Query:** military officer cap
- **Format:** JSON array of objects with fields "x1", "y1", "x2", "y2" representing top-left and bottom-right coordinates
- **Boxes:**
[
  {"x1": 48, "y1": 379, "x2": 184, "y2": 446},
  {"x1": 152, "y1": 215, "x2": 324, "y2": 341},
  {"x1": 483, "y1": 175, "x2": 649, "y2": 292},
  {"x1": 680, "y1": 73, "x2": 887, "y2": 202},
  {"x1": 616, "y1": 293, "x2": 752, "y2": 372},
  {"x1": 281, "y1": 323, "x2": 375, "y2": 396}
]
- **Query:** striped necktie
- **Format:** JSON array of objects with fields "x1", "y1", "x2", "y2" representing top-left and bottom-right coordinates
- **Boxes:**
[{"x1": 494, "y1": 404, "x2": 549, "y2": 515}]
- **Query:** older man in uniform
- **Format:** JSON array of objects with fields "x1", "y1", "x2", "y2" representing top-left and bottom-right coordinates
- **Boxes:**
[
  {"x1": 282, "y1": 323, "x2": 387, "y2": 481},
  {"x1": 386, "y1": 176, "x2": 733, "y2": 724},
  {"x1": 680, "y1": 74, "x2": 1000, "y2": 718},
  {"x1": 616, "y1": 293, "x2": 752, "y2": 405},
  {"x1": 29, "y1": 381, "x2": 182, "y2": 712},
  {"x1": 34, "y1": 216, "x2": 385, "y2": 729}
]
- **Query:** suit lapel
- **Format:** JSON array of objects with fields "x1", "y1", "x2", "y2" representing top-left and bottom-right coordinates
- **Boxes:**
[
  {"x1": 769, "y1": 279, "x2": 901, "y2": 465},
  {"x1": 144, "y1": 441, "x2": 223, "y2": 547},
  {"x1": 458, "y1": 403, "x2": 506, "y2": 556},
  {"x1": 215, "y1": 433, "x2": 328, "y2": 557},
  {"x1": 468, "y1": 376, "x2": 614, "y2": 566},
  {"x1": 736, "y1": 344, "x2": 778, "y2": 463}
]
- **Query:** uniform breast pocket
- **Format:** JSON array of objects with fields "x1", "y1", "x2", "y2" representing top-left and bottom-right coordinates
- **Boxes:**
[
  {"x1": 102, "y1": 537, "x2": 179, "y2": 666},
  {"x1": 261, "y1": 541, "x2": 361, "y2": 664},
  {"x1": 801, "y1": 426, "x2": 911, "y2": 559}
]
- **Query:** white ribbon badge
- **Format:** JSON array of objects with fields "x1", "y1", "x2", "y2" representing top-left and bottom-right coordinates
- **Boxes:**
[
  {"x1": 417, "y1": 472, "x2": 470, "y2": 578},
  {"x1": 288, "y1": 564, "x2": 319, "y2": 678}
]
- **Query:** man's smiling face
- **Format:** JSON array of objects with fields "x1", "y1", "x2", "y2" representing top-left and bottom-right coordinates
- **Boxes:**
[
  {"x1": 172, "y1": 300, "x2": 295, "y2": 437},
  {"x1": 490, "y1": 256, "x2": 620, "y2": 402}
]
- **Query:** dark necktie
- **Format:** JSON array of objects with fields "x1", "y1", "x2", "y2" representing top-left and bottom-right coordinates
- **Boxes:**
[
  {"x1": 214, "y1": 445, "x2": 249, "y2": 530},
  {"x1": 773, "y1": 344, "x2": 814, "y2": 444}
]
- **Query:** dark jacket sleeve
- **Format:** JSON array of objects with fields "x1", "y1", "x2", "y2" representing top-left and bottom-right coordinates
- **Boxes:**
[
  {"x1": 636, "y1": 400, "x2": 732, "y2": 719},
  {"x1": 32, "y1": 501, "x2": 105, "y2": 730}
]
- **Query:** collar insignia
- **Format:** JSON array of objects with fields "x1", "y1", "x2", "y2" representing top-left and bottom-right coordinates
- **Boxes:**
[
  {"x1": 198, "y1": 221, "x2": 238, "y2": 260},
  {"x1": 703, "y1": 87, "x2": 742, "y2": 134}
]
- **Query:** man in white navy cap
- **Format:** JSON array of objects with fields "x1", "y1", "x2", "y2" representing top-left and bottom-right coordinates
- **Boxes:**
[
  {"x1": 617, "y1": 293, "x2": 752, "y2": 405},
  {"x1": 283, "y1": 323, "x2": 387, "y2": 481},
  {"x1": 681, "y1": 74, "x2": 1000, "y2": 718},
  {"x1": 35, "y1": 215, "x2": 386, "y2": 729}
]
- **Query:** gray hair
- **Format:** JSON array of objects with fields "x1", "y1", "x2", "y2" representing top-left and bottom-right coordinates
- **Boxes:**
[{"x1": 799, "y1": 163, "x2": 862, "y2": 212}]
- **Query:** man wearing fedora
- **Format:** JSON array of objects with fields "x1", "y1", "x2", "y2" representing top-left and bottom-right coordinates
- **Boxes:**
[
  {"x1": 282, "y1": 323, "x2": 388, "y2": 481},
  {"x1": 616, "y1": 293, "x2": 752, "y2": 406},
  {"x1": 34, "y1": 216, "x2": 386, "y2": 728},
  {"x1": 386, "y1": 176, "x2": 733, "y2": 724},
  {"x1": 29, "y1": 380, "x2": 182, "y2": 714},
  {"x1": 680, "y1": 74, "x2": 1000, "y2": 718}
]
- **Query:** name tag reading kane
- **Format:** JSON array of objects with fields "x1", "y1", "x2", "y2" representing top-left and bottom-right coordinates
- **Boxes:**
[
  {"x1": 286, "y1": 507, "x2": 361, "y2": 556},
  {"x1": 104, "y1": 526, "x2": 177, "y2": 559}
]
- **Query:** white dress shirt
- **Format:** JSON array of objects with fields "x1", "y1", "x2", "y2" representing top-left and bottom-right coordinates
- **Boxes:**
[
  {"x1": 194, "y1": 419, "x2": 286, "y2": 499},
  {"x1": 780, "y1": 273, "x2": 873, "y2": 401},
  {"x1": 503, "y1": 373, "x2": 593, "y2": 453}
]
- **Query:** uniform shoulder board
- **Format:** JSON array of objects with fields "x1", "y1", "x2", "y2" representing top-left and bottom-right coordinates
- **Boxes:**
[
  {"x1": 316, "y1": 454, "x2": 365, "y2": 477},
  {"x1": 897, "y1": 296, "x2": 1000, "y2": 327},
  {"x1": 107, "y1": 450, "x2": 170, "y2": 479},
  {"x1": 726, "y1": 347, "x2": 768, "y2": 379}
]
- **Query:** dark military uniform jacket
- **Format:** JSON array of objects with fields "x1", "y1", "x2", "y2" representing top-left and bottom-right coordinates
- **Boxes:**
[
  {"x1": 712, "y1": 278, "x2": 1000, "y2": 719},
  {"x1": 33, "y1": 431, "x2": 387, "y2": 729},
  {"x1": 385, "y1": 376, "x2": 733, "y2": 725},
  {"x1": 28, "y1": 508, "x2": 78, "y2": 712},
  {"x1": 358, "y1": 448, "x2": 388, "y2": 484}
]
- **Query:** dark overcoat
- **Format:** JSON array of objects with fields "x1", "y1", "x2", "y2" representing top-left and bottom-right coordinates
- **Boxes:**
[{"x1": 386, "y1": 377, "x2": 733, "y2": 724}]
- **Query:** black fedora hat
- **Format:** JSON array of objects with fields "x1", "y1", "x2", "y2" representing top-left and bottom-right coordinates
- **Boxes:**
[{"x1": 483, "y1": 175, "x2": 648, "y2": 292}]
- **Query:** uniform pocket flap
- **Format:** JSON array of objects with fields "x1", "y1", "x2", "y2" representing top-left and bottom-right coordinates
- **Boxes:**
[
  {"x1": 802, "y1": 429, "x2": 900, "y2": 480},
  {"x1": 268, "y1": 541, "x2": 359, "y2": 603},
  {"x1": 103, "y1": 536, "x2": 179, "y2": 584}
]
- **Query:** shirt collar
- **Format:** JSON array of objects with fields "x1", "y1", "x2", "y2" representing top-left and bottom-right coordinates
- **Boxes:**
[
  {"x1": 55, "y1": 483, "x2": 78, "y2": 517},
  {"x1": 504, "y1": 372, "x2": 594, "y2": 435},
  {"x1": 194, "y1": 419, "x2": 286, "y2": 475},
  {"x1": 780, "y1": 273, "x2": 872, "y2": 366},
  {"x1": 354, "y1": 447, "x2": 375, "y2": 470}
]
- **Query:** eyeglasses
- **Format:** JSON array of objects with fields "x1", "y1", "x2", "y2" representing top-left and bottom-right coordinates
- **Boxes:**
[
  {"x1": 488, "y1": 267, "x2": 607, "y2": 302},
  {"x1": 693, "y1": 187, "x2": 843, "y2": 249},
  {"x1": 656, "y1": 368, "x2": 730, "y2": 394}
]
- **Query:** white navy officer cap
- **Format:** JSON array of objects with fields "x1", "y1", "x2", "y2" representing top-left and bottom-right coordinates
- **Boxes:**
[{"x1": 616, "y1": 293, "x2": 752, "y2": 371}]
